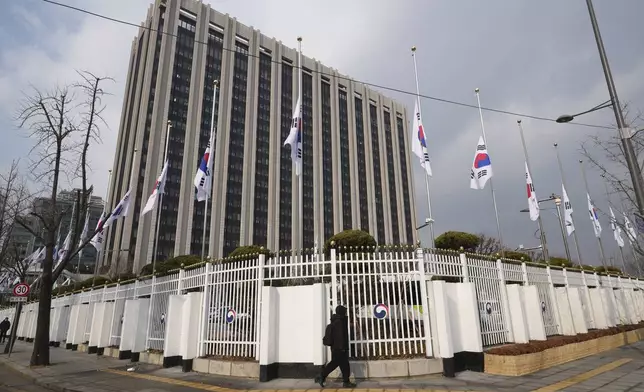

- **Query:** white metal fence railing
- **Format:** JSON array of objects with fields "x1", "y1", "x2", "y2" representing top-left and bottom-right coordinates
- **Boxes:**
[{"x1": 3, "y1": 247, "x2": 644, "y2": 359}]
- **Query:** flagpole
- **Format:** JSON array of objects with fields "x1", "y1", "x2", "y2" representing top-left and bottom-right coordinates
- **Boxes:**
[
  {"x1": 623, "y1": 199, "x2": 643, "y2": 276},
  {"x1": 601, "y1": 174, "x2": 627, "y2": 271},
  {"x1": 297, "y1": 37, "x2": 304, "y2": 254},
  {"x1": 410, "y1": 46, "x2": 435, "y2": 249},
  {"x1": 201, "y1": 81, "x2": 218, "y2": 263},
  {"x1": 554, "y1": 144, "x2": 584, "y2": 267},
  {"x1": 152, "y1": 121, "x2": 172, "y2": 273},
  {"x1": 474, "y1": 89, "x2": 504, "y2": 257},
  {"x1": 517, "y1": 120, "x2": 550, "y2": 263},
  {"x1": 579, "y1": 159, "x2": 608, "y2": 269}
]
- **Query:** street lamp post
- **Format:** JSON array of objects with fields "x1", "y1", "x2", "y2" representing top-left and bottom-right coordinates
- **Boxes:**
[{"x1": 566, "y1": 0, "x2": 644, "y2": 222}]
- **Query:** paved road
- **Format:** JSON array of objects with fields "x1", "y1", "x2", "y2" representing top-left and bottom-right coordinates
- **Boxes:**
[{"x1": 0, "y1": 363, "x2": 53, "y2": 392}]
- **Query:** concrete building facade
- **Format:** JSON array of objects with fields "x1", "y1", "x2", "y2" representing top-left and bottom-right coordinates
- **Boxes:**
[{"x1": 104, "y1": 0, "x2": 418, "y2": 274}]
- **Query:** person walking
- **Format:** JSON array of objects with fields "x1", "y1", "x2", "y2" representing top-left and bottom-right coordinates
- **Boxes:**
[
  {"x1": 0, "y1": 317, "x2": 10, "y2": 344},
  {"x1": 315, "y1": 305, "x2": 356, "y2": 388}
]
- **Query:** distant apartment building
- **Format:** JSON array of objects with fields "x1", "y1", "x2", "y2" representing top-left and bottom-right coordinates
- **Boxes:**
[{"x1": 104, "y1": 0, "x2": 418, "y2": 274}]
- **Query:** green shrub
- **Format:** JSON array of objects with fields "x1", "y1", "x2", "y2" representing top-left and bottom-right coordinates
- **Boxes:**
[
  {"x1": 435, "y1": 231, "x2": 479, "y2": 252},
  {"x1": 140, "y1": 254, "x2": 202, "y2": 276},
  {"x1": 323, "y1": 230, "x2": 377, "y2": 257},
  {"x1": 228, "y1": 245, "x2": 273, "y2": 260},
  {"x1": 595, "y1": 265, "x2": 623, "y2": 275},
  {"x1": 503, "y1": 250, "x2": 532, "y2": 262},
  {"x1": 549, "y1": 257, "x2": 572, "y2": 268}
]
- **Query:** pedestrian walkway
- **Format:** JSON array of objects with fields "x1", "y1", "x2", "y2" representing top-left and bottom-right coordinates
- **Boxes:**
[{"x1": 2, "y1": 340, "x2": 644, "y2": 391}]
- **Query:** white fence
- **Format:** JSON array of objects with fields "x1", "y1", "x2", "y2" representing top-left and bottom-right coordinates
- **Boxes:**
[{"x1": 2, "y1": 247, "x2": 644, "y2": 360}]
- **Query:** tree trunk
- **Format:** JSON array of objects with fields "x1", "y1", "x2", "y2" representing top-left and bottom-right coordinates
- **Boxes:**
[{"x1": 30, "y1": 244, "x2": 54, "y2": 366}]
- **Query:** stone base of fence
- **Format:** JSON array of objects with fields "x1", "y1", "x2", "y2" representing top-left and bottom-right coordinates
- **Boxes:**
[
  {"x1": 138, "y1": 351, "x2": 181, "y2": 368},
  {"x1": 48, "y1": 341, "x2": 61, "y2": 347},
  {"x1": 193, "y1": 358, "x2": 260, "y2": 378},
  {"x1": 192, "y1": 357, "x2": 442, "y2": 380},
  {"x1": 484, "y1": 327, "x2": 644, "y2": 376},
  {"x1": 78, "y1": 343, "x2": 88, "y2": 353},
  {"x1": 103, "y1": 347, "x2": 131, "y2": 360}
]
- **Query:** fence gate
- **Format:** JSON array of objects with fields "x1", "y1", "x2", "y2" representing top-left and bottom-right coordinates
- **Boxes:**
[
  {"x1": 525, "y1": 266, "x2": 559, "y2": 336},
  {"x1": 203, "y1": 259, "x2": 260, "y2": 359},
  {"x1": 466, "y1": 257, "x2": 509, "y2": 347},
  {"x1": 146, "y1": 274, "x2": 179, "y2": 351},
  {"x1": 335, "y1": 250, "x2": 428, "y2": 360}
]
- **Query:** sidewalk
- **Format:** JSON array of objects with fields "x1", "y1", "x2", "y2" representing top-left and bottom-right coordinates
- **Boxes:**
[{"x1": 2, "y1": 340, "x2": 644, "y2": 392}]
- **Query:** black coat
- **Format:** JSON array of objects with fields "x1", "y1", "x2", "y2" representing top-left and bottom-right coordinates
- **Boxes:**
[
  {"x1": 0, "y1": 320, "x2": 10, "y2": 332},
  {"x1": 329, "y1": 313, "x2": 349, "y2": 351}
]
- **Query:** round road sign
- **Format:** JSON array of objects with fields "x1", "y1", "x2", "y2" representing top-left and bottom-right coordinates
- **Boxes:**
[{"x1": 13, "y1": 283, "x2": 29, "y2": 297}]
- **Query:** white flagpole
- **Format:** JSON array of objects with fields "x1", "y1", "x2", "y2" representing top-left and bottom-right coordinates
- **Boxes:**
[
  {"x1": 517, "y1": 120, "x2": 550, "y2": 263},
  {"x1": 579, "y1": 159, "x2": 608, "y2": 269},
  {"x1": 554, "y1": 144, "x2": 583, "y2": 267},
  {"x1": 474, "y1": 88, "x2": 504, "y2": 256},
  {"x1": 410, "y1": 46, "x2": 435, "y2": 249},
  {"x1": 202, "y1": 80, "x2": 218, "y2": 263},
  {"x1": 601, "y1": 175, "x2": 627, "y2": 271},
  {"x1": 297, "y1": 37, "x2": 304, "y2": 253},
  {"x1": 152, "y1": 121, "x2": 172, "y2": 273}
]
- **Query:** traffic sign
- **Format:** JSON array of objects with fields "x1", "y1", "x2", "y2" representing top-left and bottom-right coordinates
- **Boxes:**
[
  {"x1": 12, "y1": 283, "x2": 29, "y2": 297},
  {"x1": 10, "y1": 296, "x2": 27, "y2": 303}
]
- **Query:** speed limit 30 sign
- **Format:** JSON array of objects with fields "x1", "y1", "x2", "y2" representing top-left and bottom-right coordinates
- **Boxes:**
[{"x1": 13, "y1": 283, "x2": 30, "y2": 297}]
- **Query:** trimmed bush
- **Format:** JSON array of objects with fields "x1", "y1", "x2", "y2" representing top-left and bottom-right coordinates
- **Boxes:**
[
  {"x1": 503, "y1": 250, "x2": 532, "y2": 262},
  {"x1": 323, "y1": 229, "x2": 377, "y2": 257},
  {"x1": 435, "y1": 231, "x2": 479, "y2": 252},
  {"x1": 140, "y1": 254, "x2": 203, "y2": 276},
  {"x1": 549, "y1": 257, "x2": 572, "y2": 268},
  {"x1": 228, "y1": 245, "x2": 273, "y2": 260},
  {"x1": 595, "y1": 265, "x2": 623, "y2": 275}
]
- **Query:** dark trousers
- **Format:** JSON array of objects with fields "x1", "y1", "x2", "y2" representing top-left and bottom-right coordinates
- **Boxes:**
[
  {"x1": 321, "y1": 349, "x2": 350, "y2": 382},
  {"x1": 0, "y1": 330, "x2": 7, "y2": 344}
]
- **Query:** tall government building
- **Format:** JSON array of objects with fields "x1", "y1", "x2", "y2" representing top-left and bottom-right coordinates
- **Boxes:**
[{"x1": 105, "y1": 0, "x2": 418, "y2": 273}]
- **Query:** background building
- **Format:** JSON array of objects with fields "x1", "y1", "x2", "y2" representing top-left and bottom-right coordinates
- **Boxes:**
[
  {"x1": 105, "y1": 0, "x2": 418, "y2": 274},
  {"x1": 28, "y1": 190, "x2": 104, "y2": 274}
]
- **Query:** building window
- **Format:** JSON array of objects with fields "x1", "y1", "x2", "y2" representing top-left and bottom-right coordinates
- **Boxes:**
[
  {"x1": 355, "y1": 98, "x2": 369, "y2": 232},
  {"x1": 321, "y1": 82, "x2": 333, "y2": 241},
  {"x1": 383, "y1": 110, "x2": 399, "y2": 245},
  {"x1": 338, "y1": 89, "x2": 352, "y2": 230},
  {"x1": 397, "y1": 116, "x2": 414, "y2": 244},
  {"x1": 253, "y1": 53, "x2": 272, "y2": 247},
  {"x1": 370, "y1": 104, "x2": 385, "y2": 244},
  {"x1": 279, "y1": 64, "x2": 293, "y2": 251},
  {"x1": 222, "y1": 42, "x2": 249, "y2": 256}
]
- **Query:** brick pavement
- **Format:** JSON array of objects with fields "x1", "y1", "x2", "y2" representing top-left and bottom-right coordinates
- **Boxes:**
[{"x1": 2, "y1": 340, "x2": 644, "y2": 391}]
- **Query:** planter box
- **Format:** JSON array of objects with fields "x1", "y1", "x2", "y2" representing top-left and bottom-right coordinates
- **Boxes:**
[{"x1": 485, "y1": 328, "x2": 644, "y2": 376}]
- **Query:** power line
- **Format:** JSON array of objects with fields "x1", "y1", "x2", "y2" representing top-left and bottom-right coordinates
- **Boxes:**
[{"x1": 42, "y1": 0, "x2": 612, "y2": 130}]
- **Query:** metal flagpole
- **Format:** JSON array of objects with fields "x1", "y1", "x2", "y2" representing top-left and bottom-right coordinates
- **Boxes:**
[
  {"x1": 475, "y1": 88, "x2": 504, "y2": 256},
  {"x1": 517, "y1": 120, "x2": 550, "y2": 263},
  {"x1": 579, "y1": 160, "x2": 608, "y2": 269},
  {"x1": 152, "y1": 121, "x2": 172, "y2": 273},
  {"x1": 92, "y1": 169, "x2": 112, "y2": 279},
  {"x1": 554, "y1": 144, "x2": 584, "y2": 267},
  {"x1": 601, "y1": 175, "x2": 627, "y2": 271},
  {"x1": 202, "y1": 80, "x2": 219, "y2": 263},
  {"x1": 297, "y1": 37, "x2": 304, "y2": 253},
  {"x1": 410, "y1": 46, "x2": 435, "y2": 249}
]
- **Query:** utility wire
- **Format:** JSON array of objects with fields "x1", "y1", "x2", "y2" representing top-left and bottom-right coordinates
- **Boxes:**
[{"x1": 42, "y1": 0, "x2": 613, "y2": 130}]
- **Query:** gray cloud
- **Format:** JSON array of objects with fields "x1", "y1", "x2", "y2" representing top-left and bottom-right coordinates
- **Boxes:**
[{"x1": 0, "y1": 0, "x2": 642, "y2": 267}]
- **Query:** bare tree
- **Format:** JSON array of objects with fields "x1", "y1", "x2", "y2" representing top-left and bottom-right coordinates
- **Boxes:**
[
  {"x1": 475, "y1": 233, "x2": 503, "y2": 255},
  {"x1": 0, "y1": 161, "x2": 33, "y2": 272},
  {"x1": 15, "y1": 73, "x2": 111, "y2": 366},
  {"x1": 580, "y1": 104, "x2": 644, "y2": 273}
]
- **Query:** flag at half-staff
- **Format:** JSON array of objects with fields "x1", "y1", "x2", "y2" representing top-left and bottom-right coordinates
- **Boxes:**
[{"x1": 470, "y1": 136, "x2": 492, "y2": 190}]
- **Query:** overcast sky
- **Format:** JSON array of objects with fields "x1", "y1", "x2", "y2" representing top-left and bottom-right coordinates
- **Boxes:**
[{"x1": 1, "y1": 0, "x2": 643, "y2": 266}]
